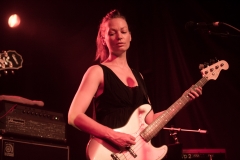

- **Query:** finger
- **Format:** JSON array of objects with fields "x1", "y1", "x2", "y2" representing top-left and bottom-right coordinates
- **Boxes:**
[
  {"x1": 193, "y1": 90, "x2": 200, "y2": 96},
  {"x1": 128, "y1": 137, "x2": 136, "y2": 145},
  {"x1": 197, "y1": 87, "x2": 203, "y2": 94},
  {"x1": 188, "y1": 93, "x2": 195, "y2": 99},
  {"x1": 189, "y1": 91, "x2": 200, "y2": 99},
  {"x1": 128, "y1": 139, "x2": 136, "y2": 145},
  {"x1": 195, "y1": 86, "x2": 202, "y2": 92},
  {"x1": 130, "y1": 136, "x2": 136, "y2": 141},
  {"x1": 194, "y1": 88, "x2": 202, "y2": 95}
]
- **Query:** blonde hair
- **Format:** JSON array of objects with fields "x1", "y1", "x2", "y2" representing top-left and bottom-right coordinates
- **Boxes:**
[{"x1": 95, "y1": 9, "x2": 127, "y2": 63}]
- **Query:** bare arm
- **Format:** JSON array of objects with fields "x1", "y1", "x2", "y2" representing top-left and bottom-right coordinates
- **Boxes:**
[
  {"x1": 68, "y1": 65, "x2": 135, "y2": 147},
  {"x1": 68, "y1": 66, "x2": 108, "y2": 137}
]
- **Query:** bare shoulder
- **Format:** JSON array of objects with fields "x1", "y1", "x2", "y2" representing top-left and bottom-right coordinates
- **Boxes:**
[
  {"x1": 83, "y1": 65, "x2": 103, "y2": 81},
  {"x1": 83, "y1": 65, "x2": 104, "y2": 97},
  {"x1": 86, "y1": 65, "x2": 102, "y2": 74}
]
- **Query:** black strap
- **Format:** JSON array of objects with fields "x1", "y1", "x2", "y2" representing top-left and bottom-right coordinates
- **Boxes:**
[{"x1": 132, "y1": 69, "x2": 150, "y2": 104}]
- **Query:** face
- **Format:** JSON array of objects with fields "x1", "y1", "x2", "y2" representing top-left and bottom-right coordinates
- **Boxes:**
[{"x1": 102, "y1": 18, "x2": 131, "y2": 56}]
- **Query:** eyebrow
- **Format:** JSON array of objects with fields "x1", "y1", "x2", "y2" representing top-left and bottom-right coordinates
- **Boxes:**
[{"x1": 109, "y1": 27, "x2": 128, "y2": 31}]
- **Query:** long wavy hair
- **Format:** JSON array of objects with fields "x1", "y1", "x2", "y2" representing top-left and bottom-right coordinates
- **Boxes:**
[{"x1": 95, "y1": 9, "x2": 127, "y2": 63}]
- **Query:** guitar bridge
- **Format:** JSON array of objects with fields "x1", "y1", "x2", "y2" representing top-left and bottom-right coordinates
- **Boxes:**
[{"x1": 111, "y1": 153, "x2": 120, "y2": 160}]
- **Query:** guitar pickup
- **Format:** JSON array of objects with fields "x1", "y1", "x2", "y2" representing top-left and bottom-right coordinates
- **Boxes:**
[
  {"x1": 110, "y1": 147, "x2": 137, "y2": 160},
  {"x1": 111, "y1": 153, "x2": 120, "y2": 160},
  {"x1": 126, "y1": 146, "x2": 137, "y2": 158}
]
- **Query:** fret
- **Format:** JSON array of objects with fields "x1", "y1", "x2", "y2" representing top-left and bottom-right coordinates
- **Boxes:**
[
  {"x1": 197, "y1": 77, "x2": 208, "y2": 87},
  {"x1": 140, "y1": 60, "x2": 228, "y2": 142},
  {"x1": 198, "y1": 80, "x2": 204, "y2": 86},
  {"x1": 141, "y1": 78, "x2": 208, "y2": 142}
]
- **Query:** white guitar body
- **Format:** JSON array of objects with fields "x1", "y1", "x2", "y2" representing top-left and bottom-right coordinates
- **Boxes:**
[{"x1": 86, "y1": 104, "x2": 168, "y2": 160}]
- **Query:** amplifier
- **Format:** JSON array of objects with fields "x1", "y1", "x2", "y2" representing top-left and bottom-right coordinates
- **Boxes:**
[
  {"x1": 0, "y1": 101, "x2": 66, "y2": 142},
  {"x1": 0, "y1": 136, "x2": 69, "y2": 160},
  {"x1": 182, "y1": 148, "x2": 226, "y2": 160}
]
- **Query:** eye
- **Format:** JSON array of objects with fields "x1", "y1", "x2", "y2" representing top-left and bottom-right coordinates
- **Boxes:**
[
  {"x1": 108, "y1": 30, "x2": 116, "y2": 36},
  {"x1": 109, "y1": 33, "x2": 115, "y2": 36}
]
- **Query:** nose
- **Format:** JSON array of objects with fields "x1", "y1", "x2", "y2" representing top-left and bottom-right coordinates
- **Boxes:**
[{"x1": 117, "y1": 33, "x2": 123, "y2": 40}]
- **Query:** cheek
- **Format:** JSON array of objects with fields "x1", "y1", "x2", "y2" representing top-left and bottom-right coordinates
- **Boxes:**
[
  {"x1": 128, "y1": 34, "x2": 132, "y2": 41},
  {"x1": 105, "y1": 37, "x2": 115, "y2": 47},
  {"x1": 126, "y1": 36, "x2": 131, "y2": 46}
]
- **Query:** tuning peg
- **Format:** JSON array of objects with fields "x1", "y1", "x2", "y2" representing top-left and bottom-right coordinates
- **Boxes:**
[
  {"x1": 204, "y1": 62, "x2": 209, "y2": 67},
  {"x1": 209, "y1": 57, "x2": 219, "y2": 65},
  {"x1": 209, "y1": 59, "x2": 215, "y2": 65},
  {"x1": 199, "y1": 64, "x2": 204, "y2": 70},
  {"x1": 199, "y1": 62, "x2": 210, "y2": 70},
  {"x1": 4, "y1": 70, "x2": 7, "y2": 75}
]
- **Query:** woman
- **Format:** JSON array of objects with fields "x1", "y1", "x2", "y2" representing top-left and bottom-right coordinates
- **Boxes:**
[{"x1": 68, "y1": 9, "x2": 202, "y2": 158}]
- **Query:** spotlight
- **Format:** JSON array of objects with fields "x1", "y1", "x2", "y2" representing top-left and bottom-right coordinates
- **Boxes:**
[{"x1": 8, "y1": 14, "x2": 21, "y2": 28}]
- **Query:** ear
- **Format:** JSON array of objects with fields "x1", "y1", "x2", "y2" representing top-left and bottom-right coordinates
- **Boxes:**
[{"x1": 101, "y1": 37, "x2": 106, "y2": 46}]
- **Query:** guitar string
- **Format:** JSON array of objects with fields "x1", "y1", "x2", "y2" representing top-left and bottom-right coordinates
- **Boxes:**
[
  {"x1": 117, "y1": 134, "x2": 144, "y2": 160},
  {"x1": 116, "y1": 110, "x2": 150, "y2": 159},
  {"x1": 117, "y1": 130, "x2": 163, "y2": 160}
]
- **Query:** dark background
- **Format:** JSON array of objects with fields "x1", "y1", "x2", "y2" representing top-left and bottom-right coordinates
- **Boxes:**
[{"x1": 0, "y1": 0, "x2": 239, "y2": 159}]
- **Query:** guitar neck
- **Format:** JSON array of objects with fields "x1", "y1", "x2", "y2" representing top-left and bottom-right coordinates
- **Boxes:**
[{"x1": 141, "y1": 76, "x2": 208, "y2": 142}]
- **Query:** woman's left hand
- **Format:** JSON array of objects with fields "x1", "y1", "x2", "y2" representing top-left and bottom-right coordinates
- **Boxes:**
[{"x1": 187, "y1": 86, "x2": 202, "y2": 100}]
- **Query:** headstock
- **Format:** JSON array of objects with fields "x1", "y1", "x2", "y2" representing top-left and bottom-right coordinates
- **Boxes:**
[
  {"x1": 0, "y1": 50, "x2": 23, "y2": 75},
  {"x1": 200, "y1": 59, "x2": 229, "y2": 80}
]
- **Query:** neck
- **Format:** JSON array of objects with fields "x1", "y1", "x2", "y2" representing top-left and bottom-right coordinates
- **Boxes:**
[{"x1": 104, "y1": 53, "x2": 128, "y2": 68}]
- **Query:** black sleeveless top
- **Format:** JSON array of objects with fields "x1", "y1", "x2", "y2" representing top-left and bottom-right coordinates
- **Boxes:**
[{"x1": 93, "y1": 64, "x2": 150, "y2": 129}]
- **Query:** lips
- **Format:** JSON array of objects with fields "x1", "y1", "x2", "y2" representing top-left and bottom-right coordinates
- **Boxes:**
[{"x1": 116, "y1": 42, "x2": 125, "y2": 46}]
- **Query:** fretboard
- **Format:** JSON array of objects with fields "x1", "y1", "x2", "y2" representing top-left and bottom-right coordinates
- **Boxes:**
[{"x1": 140, "y1": 76, "x2": 208, "y2": 142}]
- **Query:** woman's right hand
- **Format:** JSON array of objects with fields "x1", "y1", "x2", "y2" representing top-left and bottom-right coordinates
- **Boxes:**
[{"x1": 107, "y1": 131, "x2": 136, "y2": 148}]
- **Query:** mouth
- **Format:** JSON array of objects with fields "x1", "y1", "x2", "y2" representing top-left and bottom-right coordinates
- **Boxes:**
[{"x1": 116, "y1": 42, "x2": 125, "y2": 47}]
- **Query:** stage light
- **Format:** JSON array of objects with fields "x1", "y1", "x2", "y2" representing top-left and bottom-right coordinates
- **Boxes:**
[{"x1": 8, "y1": 14, "x2": 21, "y2": 28}]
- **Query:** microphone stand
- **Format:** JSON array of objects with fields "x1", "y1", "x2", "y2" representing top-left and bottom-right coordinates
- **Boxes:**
[
  {"x1": 163, "y1": 127, "x2": 207, "y2": 144},
  {"x1": 163, "y1": 127, "x2": 207, "y2": 134},
  {"x1": 221, "y1": 22, "x2": 240, "y2": 33},
  {"x1": 209, "y1": 22, "x2": 240, "y2": 37}
]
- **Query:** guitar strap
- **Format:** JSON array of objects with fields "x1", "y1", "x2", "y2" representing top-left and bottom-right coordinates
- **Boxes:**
[{"x1": 131, "y1": 69, "x2": 151, "y2": 105}]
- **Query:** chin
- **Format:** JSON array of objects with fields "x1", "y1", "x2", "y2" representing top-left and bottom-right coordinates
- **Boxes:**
[{"x1": 112, "y1": 50, "x2": 126, "y2": 56}]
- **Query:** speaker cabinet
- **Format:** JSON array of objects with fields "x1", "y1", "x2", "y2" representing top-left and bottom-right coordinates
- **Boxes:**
[{"x1": 0, "y1": 136, "x2": 69, "y2": 160}]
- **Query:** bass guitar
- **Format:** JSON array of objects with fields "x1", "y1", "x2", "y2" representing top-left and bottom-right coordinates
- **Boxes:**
[{"x1": 86, "y1": 60, "x2": 229, "y2": 160}]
